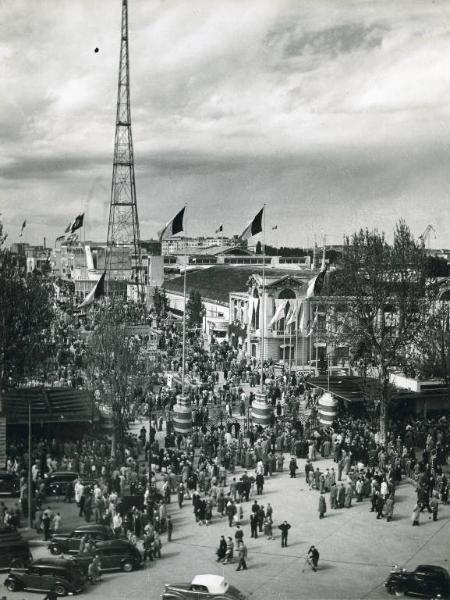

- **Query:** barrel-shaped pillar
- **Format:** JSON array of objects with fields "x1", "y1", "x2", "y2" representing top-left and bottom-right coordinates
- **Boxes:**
[
  {"x1": 173, "y1": 395, "x2": 192, "y2": 434},
  {"x1": 251, "y1": 391, "x2": 272, "y2": 427},
  {"x1": 318, "y1": 392, "x2": 338, "y2": 426}
]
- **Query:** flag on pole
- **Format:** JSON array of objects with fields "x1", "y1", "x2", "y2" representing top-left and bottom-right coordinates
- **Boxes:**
[
  {"x1": 78, "y1": 271, "x2": 105, "y2": 308},
  {"x1": 306, "y1": 264, "x2": 328, "y2": 298},
  {"x1": 269, "y1": 299, "x2": 287, "y2": 327},
  {"x1": 19, "y1": 220, "x2": 26, "y2": 237},
  {"x1": 239, "y1": 207, "x2": 264, "y2": 240},
  {"x1": 287, "y1": 299, "x2": 302, "y2": 325},
  {"x1": 215, "y1": 225, "x2": 223, "y2": 234},
  {"x1": 70, "y1": 213, "x2": 84, "y2": 233},
  {"x1": 272, "y1": 225, "x2": 278, "y2": 230},
  {"x1": 159, "y1": 207, "x2": 185, "y2": 241},
  {"x1": 55, "y1": 234, "x2": 66, "y2": 243},
  {"x1": 306, "y1": 308, "x2": 319, "y2": 337}
]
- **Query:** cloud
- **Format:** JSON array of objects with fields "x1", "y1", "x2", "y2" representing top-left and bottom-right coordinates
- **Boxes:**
[{"x1": 0, "y1": 0, "x2": 450, "y2": 248}]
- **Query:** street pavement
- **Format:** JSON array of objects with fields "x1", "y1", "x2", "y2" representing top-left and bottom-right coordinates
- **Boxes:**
[{"x1": 5, "y1": 452, "x2": 450, "y2": 600}]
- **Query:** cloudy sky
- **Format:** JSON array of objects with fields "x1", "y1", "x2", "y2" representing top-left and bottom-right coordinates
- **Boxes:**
[{"x1": 1, "y1": 0, "x2": 450, "y2": 247}]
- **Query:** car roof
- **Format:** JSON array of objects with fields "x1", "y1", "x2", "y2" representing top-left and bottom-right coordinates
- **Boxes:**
[
  {"x1": 33, "y1": 558, "x2": 74, "y2": 568},
  {"x1": 75, "y1": 524, "x2": 110, "y2": 533},
  {"x1": 95, "y1": 540, "x2": 135, "y2": 549},
  {"x1": 192, "y1": 575, "x2": 228, "y2": 594},
  {"x1": 48, "y1": 472, "x2": 79, "y2": 478},
  {"x1": 416, "y1": 565, "x2": 449, "y2": 576},
  {"x1": 0, "y1": 471, "x2": 15, "y2": 477}
]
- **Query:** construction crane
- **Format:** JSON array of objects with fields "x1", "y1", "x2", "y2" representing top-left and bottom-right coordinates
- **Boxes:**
[{"x1": 419, "y1": 224, "x2": 436, "y2": 248}]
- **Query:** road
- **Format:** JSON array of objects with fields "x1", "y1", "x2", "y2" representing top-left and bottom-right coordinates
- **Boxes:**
[{"x1": 6, "y1": 453, "x2": 450, "y2": 600}]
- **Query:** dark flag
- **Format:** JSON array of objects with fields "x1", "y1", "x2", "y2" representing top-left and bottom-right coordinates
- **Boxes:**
[
  {"x1": 19, "y1": 220, "x2": 26, "y2": 237},
  {"x1": 239, "y1": 207, "x2": 264, "y2": 240},
  {"x1": 306, "y1": 264, "x2": 328, "y2": 298},
  {"x1": 78, "y1": 271, "x2": 106, "y2": 308},
  {"x1": 159, "y1": 207, "x2": 185, "y2": 241},
  {"x1": 272, "y1": 225, "x2": 278, "y2": 230},
  {"x1": 215, "y1": 225, "x2": 223, "y2": 234},
  {"x1": 70, "y1": 213, "x2": 84, "y2": 233}
]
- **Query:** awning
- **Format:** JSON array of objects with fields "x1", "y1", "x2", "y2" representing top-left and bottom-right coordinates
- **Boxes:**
[{"x1": 3, "y1": 388, "x2": 100, "y2": 425}]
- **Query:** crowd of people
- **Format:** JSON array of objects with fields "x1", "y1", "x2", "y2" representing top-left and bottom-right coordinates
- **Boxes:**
[{"x1": 2, "y1": 306, "x2": 449, "y2": 580}]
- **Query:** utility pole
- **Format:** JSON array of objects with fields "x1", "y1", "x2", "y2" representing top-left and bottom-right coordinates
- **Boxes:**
[{"x1": 106, "y1": 0, "x2": 143, "y2": 299}]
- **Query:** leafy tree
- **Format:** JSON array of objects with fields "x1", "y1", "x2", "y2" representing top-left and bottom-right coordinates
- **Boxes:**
[
  {"x1": 255, "y1": 241, "x2": 262, "y2": 255},
  {"x1": 0, "y1": 223, "x2": 54, "y2": 403},
  {"x1": 326, "y1": 221, "x2": 429, "y2": 440},
  {"x1": 84, "y1": 302, "x2": 153, "y2": 457},
  {"x1": 186, "y1": 290, "x2": 205, "y2": 328},
  {"x1": 153, "y1": 287, "x2": 168, "y2": 317}
]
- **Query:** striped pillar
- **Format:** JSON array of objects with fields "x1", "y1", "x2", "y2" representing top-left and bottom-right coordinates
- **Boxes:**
[
  {"x1": 318, "y1": 392, "x2": 338, "y2": 426},
  {"x1": 173, "y1": 395, "x2": 192, "y2": 434},
  {"x1": 251, "y1": 391, "x2": 272, "y2": 427}
]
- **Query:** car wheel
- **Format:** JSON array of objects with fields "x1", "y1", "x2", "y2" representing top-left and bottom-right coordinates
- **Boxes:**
[
  {"x1": 122, "y1": 560, "x2": 134, "y2": 573},
  {"x1": 50, "y1": 545, "x2": 62, "y2": 555},
  {"x1": 54, "y1": 583, "x2": 67, "y2": 596},
  {"x1": 6, "y1": 580, "x2": 18, "y2": 592}
]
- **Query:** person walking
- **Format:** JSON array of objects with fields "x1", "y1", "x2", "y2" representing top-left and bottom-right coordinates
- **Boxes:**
[
  {"x1": 318, "y1": 493, "x2": 327, "y2": 519},
  {"x1": 250, "y1": 513, "x2": 258, "y2": 539},
  {"x1": 307, "y1": 545, "x2": 320, "y2": 572},
  {"x1": 167, "y1": 515, "x2": 173, "y2": 541},
  {"x1": 216, "y1": 536, "x2": 227, "y2": 562},
  {"x1": 430, "y1": 495, "x2": 439, "y2": 522},
  {"x1": 236, "y1": 541, "x2": 248, "y2": 571},
  {"x1": 289, "y1": 457, "x2": 298, "y2": 478},
  {"x1": 411, "y1": 502, "x2": 421, "y2": 526},
  {"x1": 384, "y1": 495, "x2": 394, "y2": 522},
  {"x1": 178, "y1": 483, "x2": 185, "y2": 509},
  {"x1": 330, "y1": 483, "x2": 338, "y2": 509},
  {"x1": 278, "y1": 520, "x2": 291, "y2": 548},
  {"x1": 42, "y1": 512, "x2": 51, "y2": 541}
]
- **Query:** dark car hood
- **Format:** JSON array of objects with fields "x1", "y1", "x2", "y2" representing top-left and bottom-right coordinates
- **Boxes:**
[{"x1": 50, "y1": 534, "x2": 72, "y2": 542}]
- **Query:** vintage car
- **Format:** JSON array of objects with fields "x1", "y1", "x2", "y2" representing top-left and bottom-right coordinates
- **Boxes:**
[
  {"x1": 45, "y1": 471, "x2": 79, "y2": 497},
  {"x1": 4, "y1": 558, "x2": 86, "y2": 596},
  {"x1": 73, "y1": 539, "x2": 143, "y2": 575},
  {"x1": 162, "y1": 574, "x2": 247, "y2": 600},
  {"x1": 0, "y1": 471, "x2": 20, "y2": 497},
  {"x1": 48, "y1": 524, "x2": 114, "y2": 555},
  {"x1": 385, "y1": 564, "x2": 450, "y2": 598}
]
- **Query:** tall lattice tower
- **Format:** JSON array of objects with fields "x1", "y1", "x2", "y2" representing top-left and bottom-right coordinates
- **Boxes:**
[{"x1": 106, "y1": 0, "x2": 143, "y2": 296}]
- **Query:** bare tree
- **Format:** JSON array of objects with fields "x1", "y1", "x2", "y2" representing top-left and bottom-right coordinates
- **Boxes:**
[{"x1": 85, "y1": 302, "x2": 153, "y2": 457}]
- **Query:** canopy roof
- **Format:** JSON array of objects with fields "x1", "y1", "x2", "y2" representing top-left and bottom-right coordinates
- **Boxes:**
[{"x1": 3, "y1": 388, "x2": 99, "y2": 425}]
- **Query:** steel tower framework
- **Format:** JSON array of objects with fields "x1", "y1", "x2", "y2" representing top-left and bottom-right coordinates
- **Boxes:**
[{"x1": 106, "y1": 0, "x2": 143, "y2": 294}]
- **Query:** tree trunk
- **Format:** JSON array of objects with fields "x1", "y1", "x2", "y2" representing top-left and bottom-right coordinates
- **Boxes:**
[{"x1": 379, "y1": 368, "x2": 389, "y2": 444}]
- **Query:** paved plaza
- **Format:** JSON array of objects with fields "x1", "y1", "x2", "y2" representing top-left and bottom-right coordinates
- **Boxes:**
[{"x1": 10, "y1": 449, "x2": 449, "y2": 600}]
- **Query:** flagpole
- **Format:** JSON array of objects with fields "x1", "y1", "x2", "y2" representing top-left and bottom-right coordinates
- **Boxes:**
[
  {"x1": 260, "y1": 204, "x2": 266, "y2": 393},
  {"x1": 289, "y1": 321, "x2": 292, "y2": 373},
  {"x1": 181, "y1": 205, "x2": 188, "y2": 398},
  {"x1": 295, "y1": 311, "x2": 298, "y2": 369}
]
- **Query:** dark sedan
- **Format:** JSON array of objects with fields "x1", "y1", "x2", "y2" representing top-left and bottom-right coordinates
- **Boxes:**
[
  {"x1": 73, "y1": 540, "x2": 143, "y2": 574},
  {"x1": 48, "y1": 524, "x2": 114, "y2": 555},
  {"x1": 4, "y1": 558, "x2": 86, "y2": 596},
  {"x1": 0, "y1": 471, "x2": 19, "y2": 497},
  {"x1": 385, "y1": 564, "x2": 450, "y2": 598},
  {"x1": 45, "y1": 471, "x2": 79, "y2": 497}
]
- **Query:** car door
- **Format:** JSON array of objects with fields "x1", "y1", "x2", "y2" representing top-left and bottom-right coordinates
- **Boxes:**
[
  {"x1": 97, "y1": 548, "x2": 115, "y2": 571},
  {"x1": 25, "y1": 566, "x2": 46, "y2": 591},
  {"x1": 68, "y1": 532, "x2": 83, "y2": 552}
]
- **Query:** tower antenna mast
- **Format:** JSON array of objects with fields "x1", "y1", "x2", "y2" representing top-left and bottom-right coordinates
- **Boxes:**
[{"x1": 106, "y1": 0, "x2": 143, "y2": 299}]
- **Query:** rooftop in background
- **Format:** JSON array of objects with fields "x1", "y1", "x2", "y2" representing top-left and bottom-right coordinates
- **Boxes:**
[{"x1": 163, "y1": 265, "x2": 317, "y2": 304}]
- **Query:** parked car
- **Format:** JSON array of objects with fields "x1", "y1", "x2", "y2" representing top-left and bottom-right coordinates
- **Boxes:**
[
  {"x1": 0, "y1": 471, "x2": 19, "y2": 497},
  {"x1": 4, "y1": 557, "x2": 86, "y2": 596},
  {"x1": 162, "y1": 574, "x2": 246, "y2": 600},
  {"x1": 73, "y1": 540, "x2": 143, "y2": 574},
  {"x1": 0, "y1": 528, "x2": 32, "y2": 571},
  {"x1": 45, "y1": 471, "x2": 79, "y2": 497},
  {"x1": 385, "y1": 564, "x2": 450, "y2": 598},
  {"x1": 48, "y1": 524, "x2": 114, "y2": 555}
]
